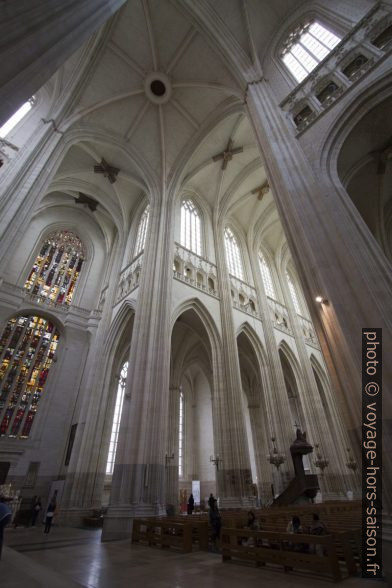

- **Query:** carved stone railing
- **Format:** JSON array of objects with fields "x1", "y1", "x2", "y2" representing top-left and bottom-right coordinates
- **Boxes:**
[
  {"x1": 115, "y1": 253, "x2": 143, "y2": 304},
  {"x1": 297, "y1": 314, "x2": 320, "y2": 349},
  {"x1": 229, "y1": 275, "x2": 261, "y2": 319},
  {"x1": 173, "y1": 243, "x2": 219, "y2": 298},
  {"x1": 0, "y1": 279, "x2": 101, "y2": 320},
  {"x1": 267, "y1": 297, "x2": 292, "y2": 335},
  {"x1": 280, "y1": 4, "x2": 392, "y2": 134}
]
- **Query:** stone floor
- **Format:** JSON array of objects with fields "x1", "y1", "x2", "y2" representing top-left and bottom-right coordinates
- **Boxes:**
[{"x1": 0, "y1": 525, "x2": 385, "y2": 587}]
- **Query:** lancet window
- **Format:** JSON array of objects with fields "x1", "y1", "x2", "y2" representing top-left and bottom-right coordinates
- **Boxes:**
[
  {"x1": 224, "y1": 227, "x2": 244, "y2": 280},
  {"x1": 25, "y1": 230, "x2": 85, "y2": 306},
  {"x1": 179, "y1": 388, "x2": 184, "y2": 478},
  {"x1": 180, "y1": 199, "x2": 201, "y2": 255},
  {"x1": 106, "y1": 361, "x2": 128, "y2": 475},
  {"x1": 287, "y1": 272, "x2": 301, "y2": 314},
  {"x1": 0, "y1": 314, "x2": 60, "y2": 438},
  {"x1": 281, "y1": 21, "x2": 341, "y2": 82},
  {"x1": 258, "y1": 252, "x2": 275, "y2": 298},
  {"x1": 134, "y1": 205, "x2": 150, "y2": 257}
]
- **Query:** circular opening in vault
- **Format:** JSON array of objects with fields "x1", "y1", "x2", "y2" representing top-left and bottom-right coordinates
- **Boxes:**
[{"x1": 150, "y1": 80, "x2": 166, "y2": 97}]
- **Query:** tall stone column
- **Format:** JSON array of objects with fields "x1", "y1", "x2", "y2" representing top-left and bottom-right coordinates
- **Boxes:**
[
  {"x1": 0, "y1": 0, "x2": 126, "y2": 125},
  {"x1": 211, "y1": 223, "x2": 255, "y2": 507},
  {"x1": 247, "y1": 404, "x2": 273, "y2": 503},
  {"x1": 248, "y1": 247, "x2": 296, "y2": 491},
  {"x1": 247, "y1": 81, "x2": 392, "y2": 510},
  {"x1": 164, "y1": 386, "x2": 180, "y2": 512},
  {"x1": 102, "y1": 195, "x2": 173, "y2": 540},
  {"x1": 61, "y1": 232, "x2": 126, "y2": 520},
  {"x1": 280, "y1": 277, "x2": 352, "y2": 499}
]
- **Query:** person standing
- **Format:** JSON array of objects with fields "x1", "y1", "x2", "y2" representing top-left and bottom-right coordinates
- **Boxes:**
[
  {"x1": 31, "y1": 496, "x2": 42, "y2": 527},
  {"x1": 0, "y1": 496, "x2": 12, "y2": 560},
  {"x1": 209, "y1": 499, "x2": 221, "y2": 551},
  {"x1": 208, "y1": 493, "x2": 215, "y2": 509},
  {"x1": 187, "y1": 493, "x2": 194, "y2": 515},
  {"x1": 44, "y1": 495, "x2": 57, "y2": 534}
]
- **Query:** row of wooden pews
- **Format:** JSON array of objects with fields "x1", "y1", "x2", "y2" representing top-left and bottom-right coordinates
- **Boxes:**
[
  {"x1": 220, "y1": 501, "x2": 362, "y2": 582},
  {"x1": 130, "y1": 501, "x2": 362, "y2": 582}
]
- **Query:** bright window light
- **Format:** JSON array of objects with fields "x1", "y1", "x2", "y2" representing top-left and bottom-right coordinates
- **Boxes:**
[
  {"x1": 180, "y1": 199, "x2": 202, "y2": 255},
  {"x1": 134, "y1": 205, "x2": 150, "y2": 257},
  {"x1": 224, "y1": 227, "x2": 244, "y2": 280},
  {"x1": 287, "y1": 272, "x2": 301, "y2": 314},
  {"x1": 282, "y1": 22, "x2": 341, "y2": 82},
  {"x1": 258, "y1": 252, "x2": 275, "y2": 298},
  {"x1": 106, "y1": 361, "x2": 128, "y2": 475},
  {"x1": 0, "y1": 100, "x2": 33, "y2": 138}
]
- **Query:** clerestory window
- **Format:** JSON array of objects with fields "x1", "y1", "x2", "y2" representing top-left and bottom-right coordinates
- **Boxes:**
[
  {"x1": 180, "y1": 199, "x2": 202, "y2": 255},
  {"x1": 134, "y1": 205, "x2": 150, "y2": 257},
  {"x1": 25, "y1": 230, "x2": 85, "y2": 306},
  {"x1": 286, "y1": 272, "x2": 301, "y2": 314},
  {"x1": 224, "y1": 227, "x2": 244, "y2": 280},
  {"x1": 258, "y1": 252, "x2": 275, "y2": 298},
  {"x1": 281, "y1": 22, "x2": 341, "y2": 83}
]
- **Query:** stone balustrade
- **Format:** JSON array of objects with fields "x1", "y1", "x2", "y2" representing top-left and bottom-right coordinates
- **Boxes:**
[
  {"x1": 173, "y1": 243, "x2": 219, "y2": 298},
  {"x1": 0, "y1": 278, "x2": 101, "y2": 320},
  {"x1": 280, "y1": 4, "x2": 392, "y2": 134},
  {"x1": 298, "y1": 314, "x2": 320, "y2": 349},
  {"x1": 267, "y1": 296, "x2": 292, "y2": 335},
  {"x1": 115, "y1": 253, "x2": 143, "y2": 304},
  {"x1": 229, "y1": 274, "x2": 261, "y2": 319}
]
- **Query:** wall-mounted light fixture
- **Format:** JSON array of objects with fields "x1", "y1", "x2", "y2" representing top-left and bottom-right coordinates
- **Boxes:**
[{"x1": 315, "y1": 296, "x2": 328, "y2": 304}]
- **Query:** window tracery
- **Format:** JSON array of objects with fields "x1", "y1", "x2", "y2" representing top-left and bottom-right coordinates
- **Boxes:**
[
  {"x1": 281, "y1": 21, "x2": 341, "y2": 82},
  {"x1": 106, "y1": 361, "x2": 128, "y2": 475},
  {"x1": 134, "y1": 205, "x2": 150, "y2": 257},
  {"x1": 25, "y1": 230, "x2": 85, "y2": 306},
  {"x1": 0, "y1": 314, "x2": 60, "y2": 438},
  {"x1": 286, "y1": 272, "x2": 301, "y2": 314},
  {"x1": 224, "y1": 227, "x2": 244, "y2": 280},
  {"x1": 258, "y1": 252, "x2": 275, "y2": 298},
  {"x1": 180, "y1": 199, "x2": 201, "y2": 255}
]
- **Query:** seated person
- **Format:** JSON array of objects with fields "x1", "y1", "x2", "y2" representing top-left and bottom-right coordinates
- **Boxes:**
[
  {"x1": 310, "y1": 513, "x2": 329, "y2": 556},
  {"x1": 286, "y1": 516, "x2": 308, "y2": 553},
  {"x1": 286, "y1": 515, "x2": 303, "y2": 534},
  {"x1": 310, "y1": 513, "x2": 328, "y2": 535}
]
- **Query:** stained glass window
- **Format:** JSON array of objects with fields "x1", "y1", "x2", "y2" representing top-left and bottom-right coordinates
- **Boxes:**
[
  {"x1": 181, "y1": 199, "x2": 201, "y2": 255},
  {"x1": 179, "y1": 388, "x2": 184, "y2": 478},
  {"x1": 106, "y1": 361, "x2": 128, "y2": 475},
  {"x1": 224, "y1": 227, "x2": 244, "y2": 280},
  {"x1": 287, "y1": 272, "x2": 301, "y2": 314},
  {"x1": 258, "y1": 252, "x2": 275, "y2": 298},
  {"x1": 281, "y1": 22, "x2": 341, "y2": 82},
  {"x1": 134, "y1": 205, "x2": 150, "y2": 257},
  {"x1": 0, "y1": 314, "x2": 60, "y2": 438},
  {"x1": 24, "y1": 230, "x2": 85, "y2": 306}
]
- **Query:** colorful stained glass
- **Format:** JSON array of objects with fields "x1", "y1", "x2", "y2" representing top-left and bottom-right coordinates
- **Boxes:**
[
  {"x1": 24, "y1": 230, "x2": 85, "y2": 306},
  {"x1": 0, "y1": 314, "x2": 60, "y2": 438}
]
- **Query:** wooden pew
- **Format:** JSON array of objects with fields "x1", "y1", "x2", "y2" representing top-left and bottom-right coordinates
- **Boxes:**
[
  {"x1": 132, "y1": 517, "x2": 194, "y2": 553},
  {"x1": 221, "y1": 527, "x2": 344, "y2": 582}
]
